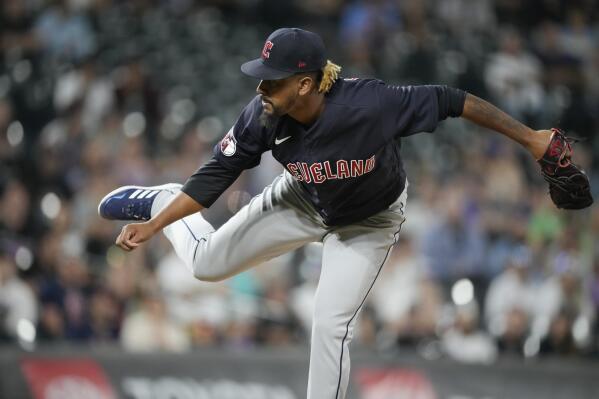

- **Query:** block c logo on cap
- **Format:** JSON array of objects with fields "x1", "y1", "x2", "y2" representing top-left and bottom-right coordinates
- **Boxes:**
[{"x1": 261, "y1": 41, "x2": 274, "y2": 59}]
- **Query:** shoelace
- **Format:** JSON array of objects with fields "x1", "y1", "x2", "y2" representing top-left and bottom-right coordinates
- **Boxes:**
[
  {"x1": 551, "y1": 128, "x2": 584, "y2": 168},
  {"x1": 124, "y1": 199, "x2": 152, "y2": 220}
]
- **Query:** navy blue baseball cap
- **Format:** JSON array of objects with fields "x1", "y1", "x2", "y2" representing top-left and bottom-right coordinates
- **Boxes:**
[{"x1": 241, "y1": 28, "x2": 327, "y2": 80}]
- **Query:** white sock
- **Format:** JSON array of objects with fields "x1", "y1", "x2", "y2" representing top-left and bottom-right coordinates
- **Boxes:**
[{"x1": 150, "y1": 190, "x2": 176, "y2": 218}]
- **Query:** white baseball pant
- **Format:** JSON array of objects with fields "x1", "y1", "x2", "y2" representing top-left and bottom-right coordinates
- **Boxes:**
[{"x1": 153, "y1": 171, "x2": 407, "y2": 399}]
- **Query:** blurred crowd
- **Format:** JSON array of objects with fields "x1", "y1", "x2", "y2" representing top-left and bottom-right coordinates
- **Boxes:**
[{"x1": 1, "y1": 0, "x2": 599, "y2": 364}]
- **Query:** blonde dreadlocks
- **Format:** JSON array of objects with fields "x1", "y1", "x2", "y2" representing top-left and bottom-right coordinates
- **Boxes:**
[{"x1": 318, "y1": 60, "x2": 341, "y2": 93}]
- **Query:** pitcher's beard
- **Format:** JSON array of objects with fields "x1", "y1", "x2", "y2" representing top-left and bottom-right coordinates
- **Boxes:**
[
  {"x1": 259, "y1": 111, "x2": 278, "y2": 129},
  {"x1": 260, "y1": 94, "x2": 296, "y2": 129}
]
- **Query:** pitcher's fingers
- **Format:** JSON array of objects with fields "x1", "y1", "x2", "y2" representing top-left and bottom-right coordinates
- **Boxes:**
[
  {"x1": 116, "y1": 228, "x2": 127, "y2": 246},
  {"x1": 116, "y1": 235, "x2": 133, "y2": 251},
  {"x1": 124, "y1": 229, "x2": 141, "y2": 247},
  {"x1": 123, "y1": 238, "x2": 140, "y2": 249},
  {"x1": 116, "y1": 228, "x2": 132, "y2": 251},
  {"x1": 115, "y1": 234, "x2": 123, "y2": 247},
  {"x1": 118, "y1": 241, "x2": 133, "y2": 251}
]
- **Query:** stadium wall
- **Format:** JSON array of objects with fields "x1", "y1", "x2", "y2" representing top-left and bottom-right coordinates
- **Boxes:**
[{"x1": 0, "y1": 347, "x2": 598, "y2": 399}]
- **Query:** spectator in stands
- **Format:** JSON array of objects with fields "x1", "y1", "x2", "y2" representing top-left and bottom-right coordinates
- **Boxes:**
[
  {"x1": 224, "y1": 270, "x2": 262, "y2": 346},
  {"x1": 0, "y1": 100, "x2": 16, "y2": 161},
  {"x1": 256, "y1": 277, "x2": 299, "y2": 346},
  {"x1": 294, "y1": 0, "x2": 342, "y2": 21},
  {"x1": 559, "y1": 9, "x2": 595, "y2": 65},
  {"x1": 112, "y1": 137, "x2": 156, "y2": 185},
  {"x1": 531, "y1": 21, "x2": 585, "y2": 130},
  {"x1": 493, "y1": 0, "x2": 538, "y2": 30},
  {"x1": 0, "y1": 180, "x2": 30, "y2": 236},
  {"x1": 526, "y1": 252, "x2": 586, "y2": 346},
  {"x1": 34, "y1": 0, "x2": 96, "y2": 63},
  {"x1": 485, "y1": 246, "x2": 533, "y2": 338},
  {"x1": 36, "y1": 302, "x2": 65, "y2": 342},
  {"x1": 156, "y1": 250, "x2": 229, "y2": 346},
  {"x1": 539, "y1": 310, "x2": 577, "y2": 356},
  {"x1": 370, "y1": 236, "x2": 442, "y2": 346},
  {"x1": 532, "y1": 21, "x2": 579, "y2": 84},
  {"x1": 398, "y1": 27, "x2": 438, "y2": 85},
  {"x1": 527, "y1": 194, "x2": 564, "y2": 248},
  {"x1": 38, "y1": 255, "x2": 93, "y2": 340},
  {"x1": 0, "y1": 0, "x2": 40, "y2": 66},
  {"x1": 584, "y1": 48, "x2": 599, "y2": 123},
  {"x1": 339, "y1": 0, "x2": 402, "y2": 75},
  {"x1": 442, "y1": 302, "x2": 498, "y2": 364},
  {"x1": 53, "y1": 56, "x2": 115, "y2": 135},
  {"x1": 496, "y1": 307, "x2": 528, "y2": 356},
  {"x1": 290, "y1": 243, "x2": 323, "y2": 336},
  {"x1": 421, "y1": 184, "x2": 485, "y2": 290},
  {"x1": 223, "y1": 318, "x2": 258, "y2": 349},
  {"x1": 113, "y1": 59, "x2": 161, "y2": 149},
  {"x1": 0, "y1": 253, "x2": 37, "y2": 341},
  {"x1": 121, "y1": 290, "x2": 190, "y2": 352},
  {"x1": 590, "y1": 260, "x2": 599, "y2": 351},
  {"x1": 479, "y1": 143, "x2": 529, "y2": 276},
  {"x1": 353, "y1": 306, "x2": 378, "y2": 348},
  {"x1": 434, "y1": 0, "x2": 496, "y2": 37},
  {"x1": 399, "y1": 172, "x2": 439, "y2": 245},
  {"x1": 484, "y1": 27, "x2": 544, "y2": 124},
  {"x1": 88, "y1": 288, "x2": 121, "y2": 341}
]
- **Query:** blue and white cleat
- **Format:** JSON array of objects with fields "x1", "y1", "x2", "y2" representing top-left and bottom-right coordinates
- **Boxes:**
[{"x1": 98, "y1": 183, "x2": 182, "y2": 221}]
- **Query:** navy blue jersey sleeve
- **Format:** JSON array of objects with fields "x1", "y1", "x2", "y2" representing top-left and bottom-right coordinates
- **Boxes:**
[
  {"x1": 181, "y1": 156, "x2": 242, "y2": 208},
  {"x1": 214, "y1": 96, "x2": 269, "y2": 170},
  {"x1": 377, "y1": 83, "x2": 466, "y2": 139}
]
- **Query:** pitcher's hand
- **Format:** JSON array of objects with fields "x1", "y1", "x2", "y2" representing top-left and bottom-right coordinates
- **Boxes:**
[{"x1": 116, "y1": 222, "x2": 157, "y2": 251}]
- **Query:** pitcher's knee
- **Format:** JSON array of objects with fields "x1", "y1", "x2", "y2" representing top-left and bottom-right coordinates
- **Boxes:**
[{"x1": 312, "y1": 313, "x2": 349, "y2": 340}]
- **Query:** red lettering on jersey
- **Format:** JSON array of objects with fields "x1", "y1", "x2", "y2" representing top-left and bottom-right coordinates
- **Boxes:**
[
  {"x1": 286, "y1": 156, "x2": 375, "y2": 183},
  {"x1": 323, "y1": 161, "x2": 337, "y2": 179},
  {"x1": 310, "y1": 163, "x2": 325, "y2": 184},
  {"x1": 287, "y1": 163, "x2": 302, "y2": 181},
  {"x1": 337, "y1": 160, "x2": 350, "y2": 179},
  {"x1": 261, "y1": 41, "x2": 274, "y2": 59},
  {"x1": 350, "y1": 159, "x2": 364, "y2": 177},
  {"x1": 300, "y1": 162, "x2": 312, "y2": 183},
  {"x1": 365, "y1": 155, "x2": 376, "y2": 173},
  {"x1": 295, "y1": 162, "x2": 307, "y2": 182}
]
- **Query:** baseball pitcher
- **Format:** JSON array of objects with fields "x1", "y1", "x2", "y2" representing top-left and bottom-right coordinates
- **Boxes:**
[{"x1": 98, "y1": 28, "x2": 592, "y2": 399}]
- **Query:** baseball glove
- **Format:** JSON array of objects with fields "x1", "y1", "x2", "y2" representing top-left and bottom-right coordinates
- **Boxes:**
[{"x1": 538, "y1": 128, "x2": 593, "y2": 210}]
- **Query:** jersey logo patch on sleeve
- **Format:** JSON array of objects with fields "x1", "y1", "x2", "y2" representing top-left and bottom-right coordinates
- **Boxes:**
[{"x1": 220, "y1": 128, "x2": 237, "y2": 157}]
